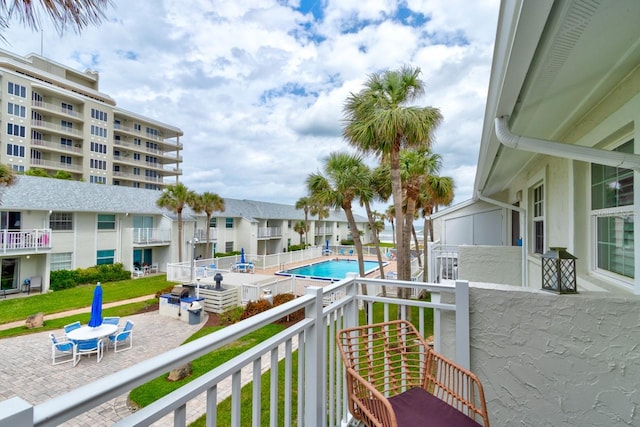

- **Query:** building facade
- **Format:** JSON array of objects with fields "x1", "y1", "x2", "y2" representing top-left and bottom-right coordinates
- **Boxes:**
[
  {"x1": 0, "y1": 176, "x2": 369, "y2": 294},
  {"x1": 0, "y1": 49, "x2": 183, "y2": 189}
]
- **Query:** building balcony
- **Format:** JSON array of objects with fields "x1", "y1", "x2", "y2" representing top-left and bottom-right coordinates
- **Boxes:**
[
  {"x1": 194, "y1": 227, "x2": 218, "y2": 242},
  {"x1": 315, "y1": 226, "x2": 333, "y2": 235},
  {"x1": 30, "y1": 120, "x2": 83, "y2": 137},
  {"x1": 31, "y1": 100, "x2": 82, "y2": 119},
  {"x1": 1, "y1": 277, "x2": 470, "y2": 426},
  {"x1": 31, "y1": 139, "x2": 82, "y2": 155},
  {"x1": 113, "y1": 123, "x2": 182, "y2": 148},
  {"x1": 0, "y1": 229, "x2": 52, "y2": 254},
  {"x1": 113, "y1": 139, "x2": 183, "y2": 161},
  {"x1": 257, "y1": 226, "x2": 282, "y2": 239},
  {"x1": 30, "y1": 158, "x2": 82, "y2": 172},
  {"x1": 132, "y1": 228, "x2": 171, "y2": 245}
]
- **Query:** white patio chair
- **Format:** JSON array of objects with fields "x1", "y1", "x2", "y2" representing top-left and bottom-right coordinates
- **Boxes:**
[
  {"x1": 132, "y1": 267, "x2": 145, "y2": 278},
  {"x1": 63, "y1": 321, "x2": 81, "y2": 336},
  {"x1": 103, "y1": 316, "x2": 120, "y2": 326},
  {"x1": 73, "y1": 338, "x2": 104, "y2": 366},
  {"x1": 50, "y1": 333, "x2": 75, "y2": 365}
]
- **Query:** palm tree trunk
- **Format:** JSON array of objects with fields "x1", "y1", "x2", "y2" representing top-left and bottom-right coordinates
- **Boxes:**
[
  {"x1": 205, "y1": 214, "x2": 211, "y2": 259},
  {"x1": 422, "y1": 216, "x2": 429, "y2": 283},
  {"x1": 344, "y1": 207, "x2": 367, "y2": 296},
  {"x1": 390, "y1": 148, "x2": 406, "y2": 281},
  {"x1": 364, "y1": 201, "x2": 386, "y2": 297},
  {"x1": 177, "y1": 212, "x2": 183, "y2": 263},
  {"x1": 412, "y1": 224, "x2": 422, "y2": 268}
]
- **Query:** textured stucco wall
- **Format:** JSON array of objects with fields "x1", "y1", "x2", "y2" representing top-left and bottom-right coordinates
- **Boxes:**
[
  {"x1": 465, "y1": 284, "x2": 640, "y2": 426},
  {"x1": 458, "y1": 246, "x2": 522, "y2": 286}
]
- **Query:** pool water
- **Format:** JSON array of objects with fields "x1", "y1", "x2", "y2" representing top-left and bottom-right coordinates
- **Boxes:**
[{"x1": 276, "y1": 259, "x2": 383, "y2": 280}]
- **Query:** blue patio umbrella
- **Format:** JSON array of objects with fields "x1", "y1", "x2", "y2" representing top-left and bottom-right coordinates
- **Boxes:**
[
  {"x1": 88, "y1": 282, "x2": 103, "y2": 327},
  {"x1": 325, "y1": 239, "x2": 329, "y2": 251},
  {"x1": 240, "y1": 248, "x2": 246, "y2": 264}
]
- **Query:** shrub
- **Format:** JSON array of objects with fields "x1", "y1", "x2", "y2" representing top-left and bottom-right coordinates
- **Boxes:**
[
  {"x1": 272, "y1": 293, "x2": 304, "y2": 324},
  {"x1": 50, "y1": 263, "x2": 132, "y2": 291},
  {"x1": 241, "y1": 299, "x2": 272, "y2": 320},
  {"x1": 340, "y1": 239, "x2": 354, "y2": 246},
  {"x1": 219, "y1": 307, "x2": 244, "y2": 325}
]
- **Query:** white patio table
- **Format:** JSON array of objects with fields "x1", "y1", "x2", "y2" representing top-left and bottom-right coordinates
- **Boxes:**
[{"x1": 66, "y1": 324, "x2": 118, "y2": 341}]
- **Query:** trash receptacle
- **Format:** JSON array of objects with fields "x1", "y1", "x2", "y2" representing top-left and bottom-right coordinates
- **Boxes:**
[{"x1": 187, "y1": 301, "x2": 203, "y2": 325}]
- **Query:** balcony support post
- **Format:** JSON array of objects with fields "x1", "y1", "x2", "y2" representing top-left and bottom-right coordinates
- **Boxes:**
[
  {"x1": 304, "y1": 286, "x2": 324, "y2": 426},
  {"x1": 455, "y1": 280, "x2": 470, "y2": 370}
]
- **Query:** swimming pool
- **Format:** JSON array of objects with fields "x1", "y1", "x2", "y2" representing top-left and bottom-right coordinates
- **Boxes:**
[{"x1": 276, "y1": 259, "x2": 383, "y2": 280}]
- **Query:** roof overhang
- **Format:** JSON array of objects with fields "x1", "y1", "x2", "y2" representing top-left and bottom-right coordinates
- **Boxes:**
[{"x1": 475, "y1": 0, "x2": 640, "y2": 196}]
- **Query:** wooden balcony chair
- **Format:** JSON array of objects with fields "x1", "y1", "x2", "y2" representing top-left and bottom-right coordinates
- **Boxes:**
[{"x1": 337, "y1": 320, "x2": 489, "y2": 427}]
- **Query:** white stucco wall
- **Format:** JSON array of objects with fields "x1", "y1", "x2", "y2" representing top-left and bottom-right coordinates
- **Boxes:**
[
  {"x1": 458, "y1": 245, "x2": 522, "y2": 286},
  {"x1": 464, "y1": 284, "x2": 639, "y2": 426}
]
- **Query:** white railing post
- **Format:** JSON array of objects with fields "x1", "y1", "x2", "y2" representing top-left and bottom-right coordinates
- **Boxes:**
[
  {"x1": 304, "y1": 286, "x2": 324, "y2": 426},
  {"x1": 0, "y1": 397, "x2": 33, "y2": 426},
  {"x1": 455, "y1": 280, "x2": 470, "y2": 369}
]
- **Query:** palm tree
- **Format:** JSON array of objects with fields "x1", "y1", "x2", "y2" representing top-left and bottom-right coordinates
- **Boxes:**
[
  {"x1": 190, "y1": 192, "x2": 225, "y2": 258},
  {"x1": 295, "y1": 196, "x2": 311, "y2": 246},
  {"x1": 309, "y1": 197, "x2": 329, "y2": 245},
  {"x1": 0, "y1": 163, "x2": 16, "y2": 205},
  {"x1": 307, "y1": 152, "x2": 369, "y2": 285},
  {"x1": 418, "y1": 172, "x2": 454, "y2": 283},
  {"x1": 156, "y1": 183, "x2": 196, "y2": 263},
  {"x1": 343, "y1": 65, "x2": 442, "y2": 281},
  {"x1": 293, "y1": 220, "x2": 307, "y2": 245},
  {"x1": 385, "y1": 205, "x2": 396, "y2": 247},
  {"x1": 0, "y1": 0, "x2": 113, "y2": 36}
]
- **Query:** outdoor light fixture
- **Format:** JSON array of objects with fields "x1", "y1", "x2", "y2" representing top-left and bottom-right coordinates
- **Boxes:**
[{"x1": 541, "y1": 247, "x2": 577, "y2": 294}]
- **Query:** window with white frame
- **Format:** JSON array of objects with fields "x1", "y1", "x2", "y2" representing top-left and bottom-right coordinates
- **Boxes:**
[
  {"x1": 96, "y1": 249, "x2": 115, "y2": 265},
  {"x1": 51, "y1": 252, "x2": 72, "y2": 271},
  {"x1": 225, "y1": 218, "x2": 233, "y2": 229},
  {"x1": 531, "y1": 183, "x2": 544, "y2": 254},
  {"x1": 98, "y1": 214, "x2": 116, "y2": 230},
  {"x1": 50, "y1": 212, "x2": 73, "y2": 231},
  {"x1": 591, "y1": 139, "x2": 634, "y2": 279}
]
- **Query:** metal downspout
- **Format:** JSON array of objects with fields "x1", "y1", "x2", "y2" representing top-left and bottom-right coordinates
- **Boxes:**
[
  {"x1": 475, "y1": 192, "x2": 528, "y2": 288},
  {"x1": 495, "y1": 116, "x2": 640, "y2": 170}
]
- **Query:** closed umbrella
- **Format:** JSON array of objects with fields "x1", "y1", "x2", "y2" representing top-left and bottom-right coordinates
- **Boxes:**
[
  {"x1": 241, "y1": 248, "x2": 246, "y2": 264},
  {"x1": 88, "y1": 282, "x2": 103, "y2": 327},
  {"x1": 325, "y1": 239, "x2": 329, "y2": 252}
]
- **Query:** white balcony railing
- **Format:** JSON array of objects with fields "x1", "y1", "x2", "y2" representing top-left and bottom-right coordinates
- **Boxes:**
[
  {"x1": 428, "y1": 242, "x2": 460, "y2": 283},
  {"x1": 132, "y1": 228, "x2": 171, "y2": 244},
  {"x1": 0, "y1": 229, "x2": 52, "y2": 253},
  {"x1": 257, "y1": 226, "x2": 282, "y2": 238},
  {"x1": 194, "y1": 227, "x2": 218, "y2": 242},
  {"x1": 1, "y1": 277, "x2": 470, "y2": 426}
]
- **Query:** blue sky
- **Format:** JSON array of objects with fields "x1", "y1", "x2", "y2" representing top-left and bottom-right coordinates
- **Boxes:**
[{"x1": 2, "y1": 0, "x2": 499, "y2": 215}]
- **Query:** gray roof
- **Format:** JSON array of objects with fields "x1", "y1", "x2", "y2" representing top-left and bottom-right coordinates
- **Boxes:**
[{"x1": 0, "y1": 176, "x2": 366, "y2": 222}]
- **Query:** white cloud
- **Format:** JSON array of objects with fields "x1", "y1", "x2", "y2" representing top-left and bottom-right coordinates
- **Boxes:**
[{"x1": 1, "y1": 0, "x2": 499, "y2": 210}]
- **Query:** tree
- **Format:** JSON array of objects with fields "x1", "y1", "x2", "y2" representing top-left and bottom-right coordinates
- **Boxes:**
[
  {"x1": 309, "y1": 196, "x2": 330, "y2": 245},
  {"x1": 0, "y1": 163, "x2": 16, "y2": 205},
  {"x1": 343, "y1": 65, "x2": 442, "y2": 281},
  {"x1": 293, "y1": 220, "x2": 307, "y2": 245},
  {"x1": 307, "y1": 152, "x2": 369, "y2": 285},
  {"x1": 295, "y1": 196, "x2": 311, "y2": 246},
  {"x1": 54, "y1": 170, "x2": 72, "y2": 180},
  {"x1": 417, "y1": 170, "x2": 454, "y2": 283},
  {"x1": 157, "y1": 183, "x2": 196, "y2": 263},
  {"x1": 0, "y1": 0, "x2": 113, "y2": 37},
  {"x1": 189, "y1": 192, "x2": 225, "y2": 259},
  {"x1": 26, "y1": 168, "x2": 49, "y2": 177}
]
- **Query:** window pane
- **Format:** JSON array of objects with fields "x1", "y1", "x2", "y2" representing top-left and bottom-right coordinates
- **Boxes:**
[
  {"x1": 596, "y1": 216, "x2": 634, "y2": 278},
  {"x1": 97, "y1": 214, "x2": 116, "y2": 230}
]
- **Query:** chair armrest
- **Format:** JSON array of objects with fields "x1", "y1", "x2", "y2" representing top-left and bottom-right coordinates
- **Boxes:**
[
  {"x1": 345, "y1": 367, "x2": 398, "y2": 427},
  {"x1": 423, "y1": 349, "x2": 490, "y2": 426}
]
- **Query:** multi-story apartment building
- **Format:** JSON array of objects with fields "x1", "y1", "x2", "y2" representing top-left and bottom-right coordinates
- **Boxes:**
[
  {"x1": 0, "y1": 49, "x2": 183, "y2": 189},
  {"x1": 0, "y1": 176, "x2": 370, "y2": 294}
]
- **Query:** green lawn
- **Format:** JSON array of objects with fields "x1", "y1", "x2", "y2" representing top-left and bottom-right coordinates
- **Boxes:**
[{"x1": 0, "y1": 275, "x2": 173, "y2": 339}]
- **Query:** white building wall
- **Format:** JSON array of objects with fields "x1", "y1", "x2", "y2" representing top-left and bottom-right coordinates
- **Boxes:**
[{"x1": 462, "y1": 284, "x2": 640, "y2": 427}]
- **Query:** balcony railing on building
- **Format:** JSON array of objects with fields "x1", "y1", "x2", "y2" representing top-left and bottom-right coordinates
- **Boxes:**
[
  {"x1": 1, "y1": 276, "x2": 470, "y2": 426},
  {"x1": 257, "y1": 226, "x2": 282, "y2": 239},
  {"x1": 29, "y1": 158, "x2": 82, "y2": 172},
  {"x1": 194, "y1": 227, "x2": 218, "y2": 242},
  {"x1": 132, "y1": 228, "x2": 171, "y2": 245},
  {"x1": 30, "y1": 120, "x2": 83, "y2": 137},
  {"x1": 0, "y1": 229, "x2": 52, "y2": 253},
  {"x1": 31, "y1": 139, "x2": 82, "y2": 154},
  {"x1": 31, "y1": 100, "x2": 81, "y2": 118},
  {"x1": 315, "y1": 226, "x2": 333, "y2": 235}
]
